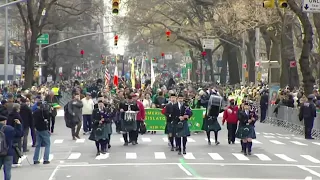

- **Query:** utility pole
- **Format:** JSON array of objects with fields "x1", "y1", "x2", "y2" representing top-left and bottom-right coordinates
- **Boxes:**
[
  {"x1": 241, "y1": 33, "x2": 246, "y2": 85},
  {"x1": 4, "y1": 0, "x2": 9, "y2": 84},
  {"x1": 255, "y1": 27, "x2": 260, "y2": 85}
]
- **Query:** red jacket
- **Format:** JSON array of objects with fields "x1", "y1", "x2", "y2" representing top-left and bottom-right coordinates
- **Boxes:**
[
  {"x1": 136, "y1": 101, "x2": 146, "y2": 121},
  {"x1": 222, "y1": 105, "x2": 239, "y2": 124}
]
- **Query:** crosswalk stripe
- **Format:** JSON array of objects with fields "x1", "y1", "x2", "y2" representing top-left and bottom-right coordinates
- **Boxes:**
[
  {"x1": 208, "y1": 153, "x2": 224, "y2": 160},
  {"x1": 95, "y1": 153, "x2": 109, "y2": 160},
  {"x1": 40, "y1": 154, "x2": 54, "y2": 162},
  {"x1": 278, "y1": 136, "x2": 290, "y2": 139},
  {"x1": 275, "y1": 154, "x2": 296, "y2": 162},
  {"x1": 254, "y1": 154, "x2": 271, "y2": 161},
  {"x1": 301, "y1": 155, "x2": 320, "y2": 163},
  {"x1": 18, "y1": 155, "x2": 27, "y2": 164},
  {"x1": 264, "y1": 135, "x2": 276, "y2": 138},
  {"x1": 154, "y1": 152, "x2": 166, "y2": 159},
  {"x1": 183, "y1": 152, "x2": 195, "y2": 159},
  {"x1": 162, "y1": 137, "x2": 168, "y2": 142},
  {"x1": 291, "y1": 141, "x2": 307, "y2": 146},
  {"x1": 187, "y1": 137, "x2": 195, "y2": 142},
  {"x1": 232, "y1": 153, "x2": 249, "y2": 160},
  {"x1": 234, "y1": 140, "x2": 240, "y2": 144},
  {"x1": 263, "y1": 133, "x2": 275, "y2": 135},
  {"x1": 54, "y1": 139, "x2": 64, "y2": 144},
  {"x1": 252, "y1": 139, "x2": 262, "y2": 144},
  {"x1": 68, "y1": 152, "x2": 81, "y2": 159},
  {"x1": 255, "y1": 132, "x2": 260, "y2": 135},
  {"x1": 76, "y1": 139, "x2": 85, "y2": 143},
  {"x1": 312, "y1": 142, "x2": 320, "y2": 146},
  {"x1": 293, "y1": 137, "x2": 304, "y2": 140},
  {"x1": 126, "y1": 152, "x2": 137, "y2": 159},
  {"x1": 120, "y1": 138, "x2": 124, "y2": 143},
  {"x1": 141, "y1": 137, "x2": 151, "y2": 142},
  {"x1": 269, "y1": 140, "x2": 285, "y2": 145}
]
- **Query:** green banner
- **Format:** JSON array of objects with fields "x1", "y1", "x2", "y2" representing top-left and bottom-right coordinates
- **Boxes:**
[{"x1": 144, "y1": 108, "x2": 205, "y2": 131}]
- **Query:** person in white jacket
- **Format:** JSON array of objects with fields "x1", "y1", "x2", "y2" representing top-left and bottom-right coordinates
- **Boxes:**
[{"x1": 81, "y1": 92, "x2": 94, "y2": 135}]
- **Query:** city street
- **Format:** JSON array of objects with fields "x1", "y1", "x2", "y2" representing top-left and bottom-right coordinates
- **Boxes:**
[{"x1": 3, "y1": 110, "x2": 320, "y2": 180}]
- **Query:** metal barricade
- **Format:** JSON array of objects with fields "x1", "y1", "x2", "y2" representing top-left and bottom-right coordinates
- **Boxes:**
[
  {"x1": 59, "y1": 91, "x2": 72, "y2": 107},
  {"x1": 265, "y1": 105, "x2": 320, "y2": 139}
]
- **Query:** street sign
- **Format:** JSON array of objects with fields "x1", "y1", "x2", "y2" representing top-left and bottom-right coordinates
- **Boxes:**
[
  {"x1": 186, "y1": 63, "x2": 192, "y2": 69},
  {"x1": 302, "y1": 0, "x2": 320, "y2": 13},
  {"x1": 184, "y1": 56, "x2": 191, "y2": 62},
  {"x1": 185, "y1": 51, "x2": 190, "y2": 57},
  {"x1": 58, "y1": 67, "x2": 63, "y2": 73},
  {"x1": 35, "y1": 61, "x2": 47, "y2": 66},
  {"x1": 202, "y1": 39, "x2": 214, "y2": 49},
  {"x1": 255, "y1": 62, "x2": 260, "y2": 67},
  {"x1": 37, "y1": 34, "x2": 49, "y2": 45},
  {"x1": 290, "y1": 61, "x2": 297, "y2": 67},
  {"x1": 242, "y1": 64, "x2": 247, "y2": 68},
  {"x1": 165, "y1": 54, "x2": 172, "y2": 60}
]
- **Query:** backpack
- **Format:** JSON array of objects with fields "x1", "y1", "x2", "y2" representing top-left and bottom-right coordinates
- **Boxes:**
[
  {"x1": 64, "y1": 103, "x2": 73, "y2": 128},
  {"x1": 0, "y1": 125, "x2": 8, "y2": 156}
]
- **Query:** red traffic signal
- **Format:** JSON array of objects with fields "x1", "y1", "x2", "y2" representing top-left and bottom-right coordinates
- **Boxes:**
[
  {"x1": 80, "y1": 50, "x2": 84, "y2": 55},
  {"x1": 201, "y1": 51, "x2": 206, "y2": 56},
  {"x1": 161, "y1": 52, "x2": 165, "y2": 57},
  {"x1": 114, "y1": 35, "x2": 119, "y2": 40},
  {"x1": 166, "y1": 31, "x2": 171, "y2": 36}
]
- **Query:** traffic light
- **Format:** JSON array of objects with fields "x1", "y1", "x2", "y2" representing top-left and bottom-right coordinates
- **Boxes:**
[
  {"x1": 166, "y1": 31, "x2": 171, "y2": 41},
  {"x1": 263, "y1": 0, "x2": 274, "y2": 8},
  {"x1": 112, "y1": 0, "x2": 120, "y2": 14},
  {"x1": 22, "y1": 71, "x2": 25, "y2": 79},
  {"x1": 114, "y1": 35, "x2": 118, "y2": 46},
  {"x1": 152, "y1": 58, "x2": 156, "y2": 62},
  {"x1": 161, "y1": 52, "x2": 165, "y2": 58},
  {"x1": 278, "y1": 0, "x2": 288, "y2": 8},
  {"x1": 101, "y1": 60, "x2": 105, "y2": 65},
  {"x1": 80, "y1": 49, "x2": 84, "y2": 58}
]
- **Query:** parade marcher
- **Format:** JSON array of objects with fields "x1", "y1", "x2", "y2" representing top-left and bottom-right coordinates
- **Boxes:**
[
  {"x1": 33, "y1": 101, "x2": 51, "y2": 164},
  {"x1": 175, "y1": 94, "x2": 192, "y2": 155},
  {"x1": 67, "y1": 93, "x2": 83, "y2": 140},
  {"x1": 119, "y1": 94, "x2": 139, "y2": 146},
  {"x1": 81, "y1": 92, "x2": 94, "y2": 135},
  {"x1": 222, "y1": 99, "x2": 239, "y2": 144},
  {"x1": 164, "y1": 93, "x2": 179, "y2": 151},
  {"x1": 259, "y1": 90, "x2": 269, "y2": 122},
  {"x1": 299, "y1": 94, "x2": 317, "y2": 139},
  {"x1": 89, "y1": 100, "x2": 114, "y2": 155},
  {"x1": 132, "y1": 94, "x2": 145, "y2": 144},
  {"x1": 236, "y1": 102, "x2": 257, "y2": 155},
  {"x1": 44, "y1": 91, "x2": 58, "y2": 133},
  {"x1": 202, "y1": 91, "x2": 223, "y2": 145}
]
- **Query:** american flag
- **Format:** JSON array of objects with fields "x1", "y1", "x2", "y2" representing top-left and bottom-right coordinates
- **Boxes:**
[{"x1": 104, "y1": 68, "x2": 110, "y2": 86}]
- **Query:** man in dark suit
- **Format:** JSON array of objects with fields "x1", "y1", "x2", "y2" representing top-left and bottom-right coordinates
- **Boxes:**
[{"x1": 164, "y1": 94, "x2": 179, "y2": 151}]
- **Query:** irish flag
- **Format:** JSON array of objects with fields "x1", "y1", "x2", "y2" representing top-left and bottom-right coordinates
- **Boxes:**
[{"x1": 113, "y1": 66, "x2": 119, "y2": 87}]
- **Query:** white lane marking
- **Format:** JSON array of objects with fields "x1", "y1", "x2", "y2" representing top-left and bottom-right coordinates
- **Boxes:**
[
  {"x1": 208, "y1": 153, "x2": 224, "y2": 160},
  {"x1": 154, "y1": 152, "x2": 166, "y2": 159},
  {"x1": 293, "y1": 137, "x2": 305, "y2": 140},
  {"x1": 255, "y1": 132, "x2": 260, "y2": 135},
  {"x1": 254, "y1": 154, "x2": 271, "y2": 161},
  {"x1": 275, "y1": 154, "x2": 296, "y2": 162},
  {"x1": 269, "y1": 140, "x2": 285, "y2": 145},
  {"x1": 205, "y1": 138, "x2": 214, "y2": 142},
  {"x1": 264, "y1": 136, "x2": 276, "y2": 138},
  {"x1": 76, "y1": 139, "x2": 85, "y2": 143},
  {"x1": 95, "y1": 153, "x2": 110, "y2": 160},
  {"x1": 232, "y1": 153, "x2": 249, "y2": 161},
  {"x1": 126, "y1": 152, "x2": 137, "y2": 159},
  {"x1": 278, "y1": 136, "x2": 290, "y2": 139},
  {"x1": 120, "y1": 138, "x2": 124, "y2": 143},
  {"x1": 187, "y1": 137, "x2": 195, "y2": 142},
  {"x1": 141, "y1": 137, "x2": 151, "y2": 142},
  {"x1": 183, "y1": 152, "x2": 195, "y2": 159},
  {"x1": 297, "y1": 165, "x2": 320, "y2": 178},
  {"x1": 312, "y1": 142, "x2": 320, "y2": 146},
  {"x1": 40, "y1": 154, "x2": 54, "y2": 162},
  {"x1": 263, "y1": 133, "x2": 275, "y2": 135},
  {"x1": 234, "y1": 140, "x2": 240, "y2": 144},
  {"x1": 301, "y1": 155, "x2": 320, "y2": 163},
  {"x1": 252, "y1": 139, "x2": 262, "y2": 144},
  {"x1": 177, "y1": 164, "x2": 192, "y2": 176},
  {"x1": 305, "y1": 176, "x2": 313, "y2": 180},
  {"x1": 162, "y1": 137, "x2": 168, "y2": 142},
  {"x1": 18, "y1": 155, "x2": 27, "y2": 163},
  {"x1": 68, "y1": 153, "x2": 81, "y2": 160},
  {"x1": 291, "y1": 141, "x2": 308, "y2": 146},
  {"x1": 54, "y1": 139, "x2": 64, "y2": 144}
]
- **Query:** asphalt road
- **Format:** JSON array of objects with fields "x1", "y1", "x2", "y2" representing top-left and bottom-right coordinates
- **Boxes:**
[{"x1": 3, "y1": 110, "x2": 320, "y2": 180}]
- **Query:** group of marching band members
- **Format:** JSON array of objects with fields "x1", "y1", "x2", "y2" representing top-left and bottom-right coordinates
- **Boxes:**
[{"x1": 88, "y1": 88, "x2": 258, "y2": 156}]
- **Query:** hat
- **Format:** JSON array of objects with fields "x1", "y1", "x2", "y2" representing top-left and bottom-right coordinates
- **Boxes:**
[
  {"x1": 1, "y1": 100, "x2": 7, "y2": 105},
  {"x1": 0, "y1": 115, "x2": 7, "y2": 122},
  {"x1": 170, "y1": 93, "x2": 176, "y2": 97},
  {"x1": 229, "y1": 99, "x2": 235, "y2": 102}
]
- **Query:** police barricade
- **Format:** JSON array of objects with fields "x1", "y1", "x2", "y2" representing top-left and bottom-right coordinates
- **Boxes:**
[
  {"x1": 265, "y1": 105, "x2": 320, "y2": 138},
  {"x1": 59, "y1": 91, "x2": 72, "y2": 107},
  {"x1": 144, "y1": 108, "x2": 206, "y2": 131}
]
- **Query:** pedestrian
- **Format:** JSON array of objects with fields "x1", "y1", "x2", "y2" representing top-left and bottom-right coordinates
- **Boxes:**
[
  {"x1": 222, "y1": 99, "x2": 239, "y2": 144},
  {"x1": 68, "y1": 93, "x2": 83, "y2": 140},
  {"x1": 81, "y1": 92, "x2": 94, "y2": 135}
]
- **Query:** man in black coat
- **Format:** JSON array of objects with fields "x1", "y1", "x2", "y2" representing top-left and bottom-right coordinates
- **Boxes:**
[{"x1": 20, "y1": 98, "x2": 33, "y2": 152}]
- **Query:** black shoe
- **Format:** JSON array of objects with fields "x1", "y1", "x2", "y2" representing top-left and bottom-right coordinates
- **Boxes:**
[
  {"x1": 306, "y1": 137, "x2": 315, "y2": 140},
  {"x1": 178, "y1": 151, "x2": 182, "y2": 155},
  {"x1": 175, "y1": 147, "x2": 179, "y2": 151},
  {"x1": 132, "y1": 141, "x2": 137, "y2": 145},
  {"x1": 248, "y1": 152, "x2": 252, "y2": 155},
  {"x1": 232, "y1": 141, "x2": 235, "y2": 144},
  {"x1": 124, "y1": 142, "x2": 129, "y2": 146},
  {"x1": 208, "y1": 141, "x2": 211, "y2": 145},
  {"x1": 241, "y1": 150, "x2": 244, "y2": 153},
  {"x1": 23, "y1": 149, "x2": 30, "y2": 153},
  {"x1": 34, "y1": 161, "x2": 40, "y2": 165},
  {"x1": 183, "y1": 150, "x2": 186, "y2": 154},
  {"x1": 243, "y1": 151, "x2": 247, "y2": 156},
  {"x1": 129, "y1": 140, "x2": 132, "y2": 143},
  {"x1": 228, "y1": 140, "x2": 231, "y2": 144},
  {"x1": 43, "y1": 161, "x2": 50, "y2": 164},
  {"x1": 108, "y1": 144, "x2": 111, "y2": 149},
  {"x1": 215, "y1": 141, "x2": 220, "y2": 145},
  {"x1": 96, "y1": 151, "x2": 100, "y2": 156},
  {"x1": 32, "y1": 144, "x2": 36, "y2": 147},
  {"x1": 171, "y1": 147, "x2": 174, "y2": 151}
]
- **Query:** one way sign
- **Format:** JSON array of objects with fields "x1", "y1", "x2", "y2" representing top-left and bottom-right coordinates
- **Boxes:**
[{"x1": 302, "y1": 0, "x2": 320, "y2": 13}]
